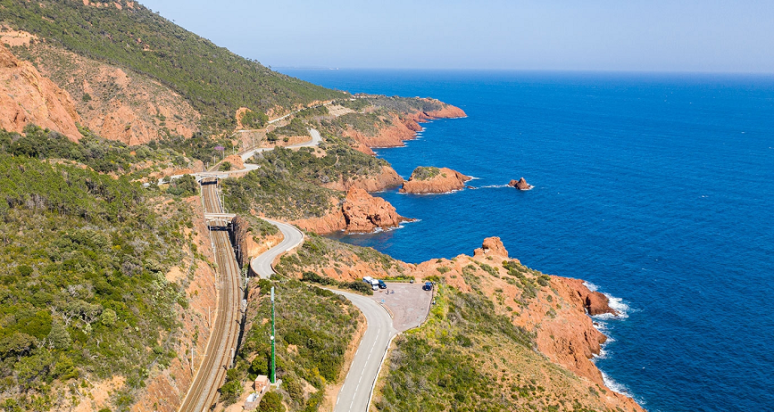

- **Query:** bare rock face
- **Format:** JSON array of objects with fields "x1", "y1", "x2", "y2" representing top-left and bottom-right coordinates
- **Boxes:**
[
  {"x1": 20, "y1": 42, "x2": 200, "y2": 145},
  {"x1": 509, "y1": 177, "x2": 534, "y2": 191},
  {"x1": 420, "y1": 101, "x2": 467, "y2": 119},
  {"x1": 322, "y1": 165, "x2": 405, "y2": 193},
  {"x1": 400, "y1": 167, "x2": 472, "y2": 194},
  {"x1": 474, "y1": 237, "x2": 509, "y2": 258},
  {"x1": 343, "y1": 102, "x2": 466, "y2": 149},
  {"x1": 220, "y1": 154, "x2": 245, "y2": 171},
  {"x1": 564, "y1": 278, "x2": 618, "y2": 316},
  {"x1": 0, "y1": 47, "x2": 81, "y2": 141},
  {"x1": 342, "y1": 188, "x2": 409, "y2": 232},
  {"x1": 294, "y1": 188, "x2": 411, "y2": 234}
]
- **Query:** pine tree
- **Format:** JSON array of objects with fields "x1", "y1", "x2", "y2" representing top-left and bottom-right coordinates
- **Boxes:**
[{"x1": 48, "y1": 320, "x2": 72, "y2": 350}]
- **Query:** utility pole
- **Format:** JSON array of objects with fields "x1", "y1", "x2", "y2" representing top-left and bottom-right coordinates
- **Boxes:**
[{"x1": 270, "y1": 286, "x2": 276, "y2": 384}]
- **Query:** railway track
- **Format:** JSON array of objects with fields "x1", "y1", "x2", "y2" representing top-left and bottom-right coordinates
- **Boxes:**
[{"x1": 179, "y1": 181, "x2": 242, "y2": 412}]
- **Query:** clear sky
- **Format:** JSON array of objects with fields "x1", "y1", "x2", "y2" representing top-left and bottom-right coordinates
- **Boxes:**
[{"x1": 140, "y1": 0, "x2": 773, "y2": 73}]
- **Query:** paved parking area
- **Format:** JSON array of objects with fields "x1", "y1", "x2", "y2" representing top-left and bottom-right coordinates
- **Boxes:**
[{"x1": 369, "y1": 282, "x2": 433, "y2": 332}]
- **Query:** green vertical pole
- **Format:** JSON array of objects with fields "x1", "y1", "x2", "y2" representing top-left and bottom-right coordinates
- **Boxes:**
[{"x1": 270, "y1": 286, "x2": 276, "y2": 384}]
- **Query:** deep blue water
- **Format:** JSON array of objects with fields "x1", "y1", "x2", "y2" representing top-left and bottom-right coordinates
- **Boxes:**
[{"x1": 280, "y1": 69, "x2": 774, "y2": 412}]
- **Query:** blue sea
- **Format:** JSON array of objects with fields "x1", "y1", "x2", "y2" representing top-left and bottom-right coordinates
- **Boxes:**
[{"x1": 280, "y1": 69, "x2": 774, "y2": 412}]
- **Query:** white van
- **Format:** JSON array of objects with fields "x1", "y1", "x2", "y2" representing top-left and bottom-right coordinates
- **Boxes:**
[{"x1": 362, "y1": 276, "x2": 379, "y2": 290}]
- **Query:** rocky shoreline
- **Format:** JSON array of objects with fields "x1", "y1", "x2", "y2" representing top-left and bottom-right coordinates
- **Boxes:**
[
  {"x1": 400, "y1": 166, "x2": 472, "y2": 194},
  {"x1": 293, "y1": 187, "x2": 413, "y2": 234},
  {"x1": 316, "y1": 106, "x2": 642, "y2": 410}
]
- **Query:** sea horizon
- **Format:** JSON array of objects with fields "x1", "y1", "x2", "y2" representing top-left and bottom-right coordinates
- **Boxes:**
[{"x1": 279, "y1": 67, "x2": 774, "y2": 78}]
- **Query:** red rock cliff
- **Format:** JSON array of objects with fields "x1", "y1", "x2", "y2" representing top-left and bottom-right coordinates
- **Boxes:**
[
  {"x1": 322, "y1": 165, "x2": 405, "y2": 193},
  {"x1": 294, "y1": 188, "x2": 411, "y2": 234},
  {"x1": 0, "y1": 46, "x2": 81, "y2": 140},
  {"x1": 400, "y1": 167, "x2": 472, "y2": 194},
  {"x1": 408, "y1": 238, "x2": 641, "y2": 412},
  {"x1": 344, "y1": 102, "x2": 466, "y2": 149}
]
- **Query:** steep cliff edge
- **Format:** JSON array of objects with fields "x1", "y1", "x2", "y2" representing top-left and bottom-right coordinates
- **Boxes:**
[
  {"x1": 285, "y1": 234, "x2": 641, "y2": 411},
  {"x1": 293, "y1": 187, "x2": 411, "y2": 234},
  {"x1": 321, "y1": 165, "x2": 404, "y2": 192},
  {"x1": 0, "y1": 46, "x2": 81, "y2": 141},
  {"x1": 400, "y1": 166, "x2": 472, "y2": 194},
  {"x1": 340, "y1": 100, "x2": 466, "y2": 149},
  {"x1": 407, "y1": 237, "x2": 642, "y2": 411}
]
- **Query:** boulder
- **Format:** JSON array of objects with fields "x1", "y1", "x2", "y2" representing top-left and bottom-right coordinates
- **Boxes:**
[
  {"x1": 473, "y1": 237, "x2": 509, "y2": 258},
  {"x1": 564, "y1": 278, "x2": 618, "y2": 316},
  {"x1": 509, "y1": 177, "x2": 533, "y2": 191},
  {"x1": 342, "y1": 188, "x2": 410, "y2": 233}
]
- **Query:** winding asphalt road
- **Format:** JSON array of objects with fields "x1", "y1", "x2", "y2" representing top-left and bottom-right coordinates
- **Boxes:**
[
  {"x1": 240, "y1": 128, "x2": 322, "y2": 161},
  {"x1": 332, "y1": 291, "x2": 397, "y2": 412},
  {"x1": 159, "y1": 128, "x2": 320, "y2": 186},
  {"x1": 249, "y1": 218, "x2": 305, "y2": 279},
  {"x1": 178, "y1": 123, "x2": 393, "y2": 411}
]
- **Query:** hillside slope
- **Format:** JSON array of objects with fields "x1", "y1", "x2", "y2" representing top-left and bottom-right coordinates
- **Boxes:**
[
  {"x1": 0, "y1": 45, "x2": 81, "y2": 141},
  {"x1": 0, "y1": 0, "x2": 347, "y2": 132},
  {"x1": 0, "y1": 152, "x2": 216, "y2": 411}
]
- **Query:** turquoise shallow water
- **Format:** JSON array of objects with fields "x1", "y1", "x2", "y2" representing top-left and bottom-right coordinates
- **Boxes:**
[{"x1": 281, "y1": 69, "x2": 774, "y2": 412}]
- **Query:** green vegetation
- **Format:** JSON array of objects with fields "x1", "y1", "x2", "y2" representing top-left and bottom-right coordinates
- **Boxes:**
[
  {"x1": 223, "y1": 279, "x2": 360, "y2": 410},
  {"x1": 150, "y1": 132, "x2": 234, "y2": 165},
  {"x1": 375, "y1": 285, "x2": 533, "y2": 412},
  {"x1": 0, "y1": 125, "x2": 157, "y2": 175},
  {"x1": 275, "y1": 233, "x2": 403, "y2": 278},
  {"x1": 333, "y1": 96, "x2": 443, "y2": 114},
  {"x1": 240, "y1": 110, "x2": 269, "y2": 129},
  {"x1": 295, "y1": 106, "x2": 329, "y2": 119},
  {"x1": 222, "y1": 162, "x2": 341, "y2": 220},
  {"x1": 258, "y1": 392, "x2": 286, "y2": 412},
  {"x1": 301, "y1": 271, "x2": 373, "y2": 295},
  {"x1": 244, "y1": 215, "x2": 280, "y2": 239},
  {"x1": 264, "y1": 144, "x2": 386, "y2": 185},
  {"x1": 333, "y1": 98, "x2": 371, "y2": 112},
  {"x1": 165, "y1": 174, "x2": 199, "y2": 197},
  {"x1": 360, "y1": 96, "x2": 444, "y2": 113},
  {"x1": 222, "y1": 141, "x2": 387, "y2": 220},
  {"x1": 331, "y1": 112, "x2": 384, "y2": 136},
  {"x1": 410, "y1": 166, "x2": 441, "y2": 181},
  {"x1": 0, "y1": 154, "x2": 191, "y2": 409},
  {"x1": 274, "y1": 118, "x2": 310, "y2": 137},
  {"x1": 1, "y1": 0, "x2": 347, "y2": 131},
  {"x1": 502, "y1": 260, "x2": 550, "y2": 304}
]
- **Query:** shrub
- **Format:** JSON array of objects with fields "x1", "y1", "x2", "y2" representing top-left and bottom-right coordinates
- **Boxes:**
[
  {"x1": 166, "y1": 174, "x2": 199, "y2": 197},
  {"x1": 341, "y1": 281, "x2": 374, "y2": 295},
  {"x1": 2, "y1": 1, "x2": 346, "y2": 132},
  {"x1": 240, "y1": 110, "x2": 269, "y2": 129},
  {"x1": 258, "y1": 392, "x2": 285, "y2": 412},
  {"x1": 410, "y1": 166, "x2": 441, "y2": 181}
]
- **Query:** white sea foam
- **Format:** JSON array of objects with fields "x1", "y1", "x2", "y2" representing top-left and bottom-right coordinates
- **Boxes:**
[
  {"x1": 478, "y1": 184, "x2": 509, "y2": 189},
  {"x1": 593, "y1": 346, "x2": 609, "y2": 360},
  {"x1": 602, "y1": 294, "x2": 630, "y2": 319},
  {"x1": 600, "y1": 370, "x2": 632, "y2": 396},
  {"x1": 583, "y1": 281, "x2": 629, "y2": 319},
  {"x1": 583, "y1": 281, "x2": 599, "y2": 292}
]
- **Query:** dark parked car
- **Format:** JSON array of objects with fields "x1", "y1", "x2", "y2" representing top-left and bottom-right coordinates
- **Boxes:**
[{"x1": 422, "y1": 281, "x2": 433, "y2": 291}]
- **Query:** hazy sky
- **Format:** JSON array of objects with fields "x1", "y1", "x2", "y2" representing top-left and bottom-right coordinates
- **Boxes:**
[{"x1": 141, "y1": 0, "x2": 774, "y2": 73}]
